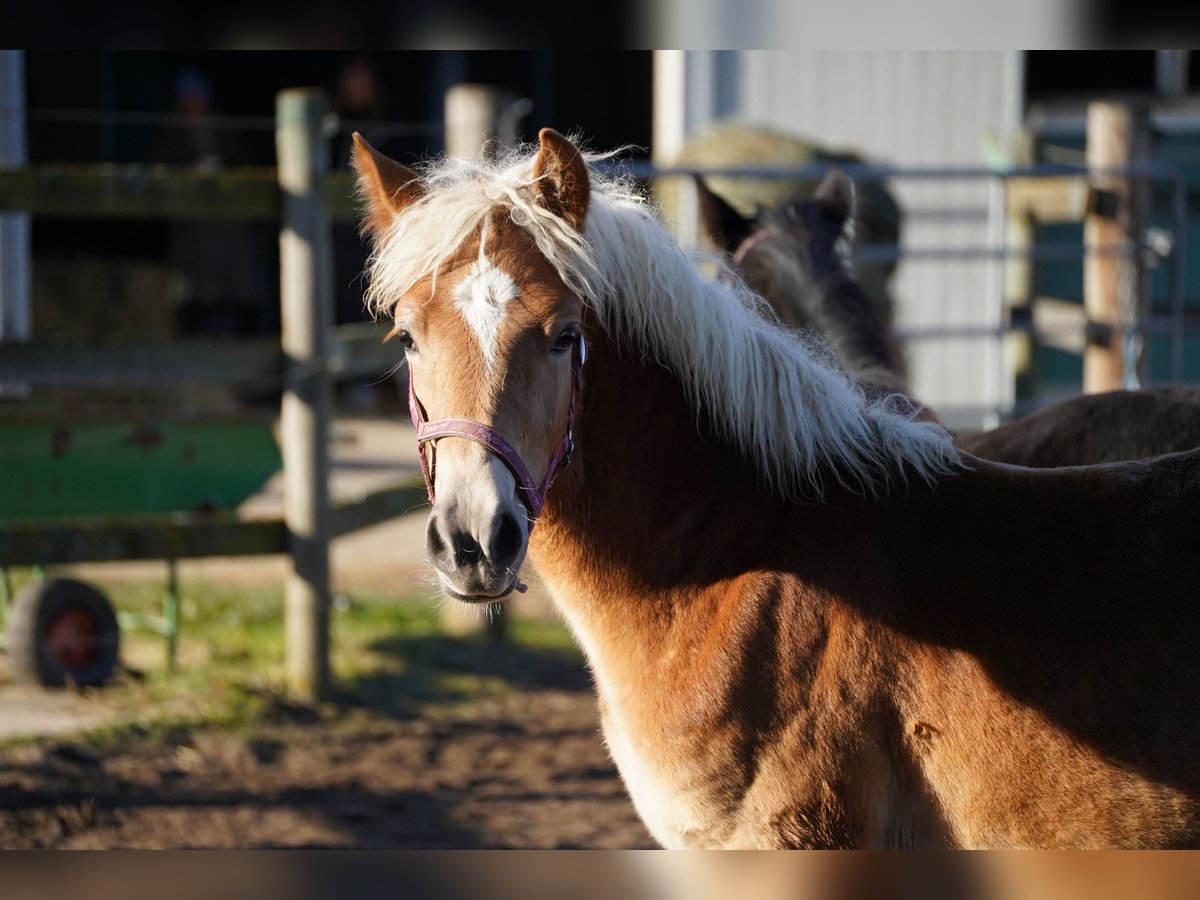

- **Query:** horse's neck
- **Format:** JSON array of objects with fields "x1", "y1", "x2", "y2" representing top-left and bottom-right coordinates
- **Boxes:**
[
  {"x1": 527, "y1": 332, "x2": 900, "y2": 846},
  {"x1": 808, "y1": 263, "x2": 904, "y2": 392},
  {"x1": 537, "y1": 333, "x2": 768, "y2": 562},
  {"x1": 529, "y1": 327, "x2": 854, "y2": 670}
]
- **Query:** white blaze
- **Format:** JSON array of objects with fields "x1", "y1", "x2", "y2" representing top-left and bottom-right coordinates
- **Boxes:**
[{"x1": 453, "y1": 237, "x2": 518, "y2": 371}]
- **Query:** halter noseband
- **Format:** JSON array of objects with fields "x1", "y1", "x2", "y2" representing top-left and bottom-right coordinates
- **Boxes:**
[{"x1": 407, "y1": 333, "x2": 589, "y2": 529}]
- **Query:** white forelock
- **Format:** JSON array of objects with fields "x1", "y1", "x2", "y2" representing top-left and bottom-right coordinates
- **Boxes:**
[{"x1": 452, "y1": 218, "x2": 518, "y2": 373}]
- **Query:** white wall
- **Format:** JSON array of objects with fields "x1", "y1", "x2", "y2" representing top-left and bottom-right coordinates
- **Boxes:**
[{"x1": 659, "y1": 51, "x2": 1026, "y2": 427}]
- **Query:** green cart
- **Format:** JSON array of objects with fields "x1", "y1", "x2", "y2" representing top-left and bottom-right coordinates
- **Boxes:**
[{"x1": 0, "y1": 416, "x2": 282, "y2": 687}]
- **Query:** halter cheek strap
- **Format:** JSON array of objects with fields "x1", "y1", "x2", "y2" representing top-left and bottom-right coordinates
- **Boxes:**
[
  {"x1": 407, "y1": 334, "x2": 588, "y2": 529},
  {"x1": 732, "y1": 228, "x2": 771, "y2": 268}
]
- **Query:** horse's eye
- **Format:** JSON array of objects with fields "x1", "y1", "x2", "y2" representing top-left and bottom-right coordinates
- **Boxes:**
[
  {"x1": 393, "y1": 329, "x2": 416, "y2": 352},
  {"x1": 551, "y1": 328, "x2": 578, "y2": 355}
]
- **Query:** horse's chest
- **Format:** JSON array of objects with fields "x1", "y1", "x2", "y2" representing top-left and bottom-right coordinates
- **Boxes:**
[{"x1": 598, "y1": 695, "x2": 743, "y2": 849}]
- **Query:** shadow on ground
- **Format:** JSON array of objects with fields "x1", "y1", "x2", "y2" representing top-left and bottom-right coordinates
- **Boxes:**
[
  {"x1": 338, "y1": 632, "x2": 592, "y2": 721},
  {"x1": 0, "y1": 748, "x2": 486, "y2": 848},
  {"x1": 0, "y1": 620, "x2": 655, "y2": 849},
  {"x1": 0, "y1": 680, "x2": 652, "y2": 849}
]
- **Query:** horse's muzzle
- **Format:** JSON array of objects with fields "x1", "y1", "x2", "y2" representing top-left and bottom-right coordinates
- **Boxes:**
[{"x1": 425, "y1": 508, "x2": 526, "y2": 602}]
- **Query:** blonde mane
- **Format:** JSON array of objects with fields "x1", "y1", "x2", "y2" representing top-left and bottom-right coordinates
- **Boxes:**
[{"x1": 365, "y1": 143, "x2": 961, "y2": 498}]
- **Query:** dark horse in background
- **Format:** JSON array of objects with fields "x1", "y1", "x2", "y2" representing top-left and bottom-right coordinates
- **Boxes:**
[
  {"x1": 696, "y1": 171, "x2": 1200, "y2": 467},
  {"x1": 676, "y1": 123, "x2": 906, "y2": 381}
]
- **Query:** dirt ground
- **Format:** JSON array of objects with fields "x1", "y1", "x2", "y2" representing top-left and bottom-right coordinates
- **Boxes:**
[{"x1": 0, "y1": 662, "x2": 654, "y2": 849}]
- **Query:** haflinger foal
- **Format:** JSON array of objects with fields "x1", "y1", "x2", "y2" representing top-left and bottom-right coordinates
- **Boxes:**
[{"x1": 353, "y1": 128, "x2": 1200, "y2": 849}]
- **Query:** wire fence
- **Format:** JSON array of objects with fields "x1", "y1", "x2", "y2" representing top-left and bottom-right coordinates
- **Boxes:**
[
  {"x1": 604, "y1": 158, "x2": 1191, "y2": 424},
  {"x1": 1, "y1": 103, "x2": 1194, "y2": 423}
]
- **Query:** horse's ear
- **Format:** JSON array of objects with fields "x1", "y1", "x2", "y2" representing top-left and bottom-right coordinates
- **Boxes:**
[
  {"x1": 813, "y1": 169, "x2": 857, "y2": 227},
  {"x1": 694, "y1": 176, "x2": 754, "y2": 255},
  {"x1": 532, "y1": 128, "x2": 590, "y2": 232},
  {"x1": 351, "y1": 132, "x2": 423, "y2": 240}
]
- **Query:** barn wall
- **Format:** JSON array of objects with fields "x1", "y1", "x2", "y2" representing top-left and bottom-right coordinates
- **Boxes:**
[{"x1": 669, "y1": 51, "x2": 1025, "y2": 427}]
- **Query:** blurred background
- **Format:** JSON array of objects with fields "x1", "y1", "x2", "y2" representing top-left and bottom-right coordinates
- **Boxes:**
[
  {"x1": 10, "y1": 51, "x2": 1200, "y2": 422},
  {"x1": 0, "y1": 49, "x2": 1198, "y2": 849}
]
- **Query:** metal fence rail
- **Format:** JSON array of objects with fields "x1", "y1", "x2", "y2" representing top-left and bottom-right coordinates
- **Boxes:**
[{"x1": 604, "y1": 156, "x2": 1190, "y2": 420}]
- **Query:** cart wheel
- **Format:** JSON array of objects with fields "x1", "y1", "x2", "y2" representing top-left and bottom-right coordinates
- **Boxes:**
[{"x1": 7, "y1": 578, "x2": 120, "y2": 688}]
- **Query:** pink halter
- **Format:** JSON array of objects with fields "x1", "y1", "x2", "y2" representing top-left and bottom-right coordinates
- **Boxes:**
[
  {"x1": 407, "y1": 334, "x2": 589, "y2": 529},
  {"x1": 732, "y1": 227, "x2": 773, "y2": 268}
]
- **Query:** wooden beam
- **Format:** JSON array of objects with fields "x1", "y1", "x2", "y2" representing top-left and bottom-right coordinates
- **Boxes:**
[
  {"x1": 323, "y1": 170, "x2": 359, "y2": 223},
  {"x1": 0, "y1": 326, "x2": 396, "y2": 388},
  {"x1": 1004, "y1": 176, "x2": 1090, "y2": 223},
  {"x1": 0, "y1": 165, "x2": 279, "y2": 221},
  {"x1": 0, "y1": 515, "x2": 287, "y2": 567},
  {"x1": 0, "y1": 479, "x2": 429, "y2": 568},
  {"x1": 0, "y1": 339, "x2": 279, "y2": 386},
  {"x1": 0, "y1": 165, "x2": 361, "y2": 223},
  {"x1": 1032, "y1": 297, "x2": 1088, "y2": 355},
  {"x1": 331, "y1": 481, "x2": 429, "y2": 538}
]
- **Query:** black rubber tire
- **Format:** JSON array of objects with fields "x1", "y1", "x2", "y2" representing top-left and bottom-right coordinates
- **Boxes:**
[{"x1": 7, "y1": 578, "x2": 120, "y2": 688}]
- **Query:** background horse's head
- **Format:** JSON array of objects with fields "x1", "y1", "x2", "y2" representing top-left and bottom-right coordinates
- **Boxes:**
[
  {"x1": 698, "y1": 171, "x2": 906, "y2": 392},
  {"x1": 353, "y1": 129, "x2": 591, "y2": 602},
  {"x1": 695, "y1": 168, "x2": 859, "y2": 330}
]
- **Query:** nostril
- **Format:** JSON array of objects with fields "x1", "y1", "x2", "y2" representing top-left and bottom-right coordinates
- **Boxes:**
[
  {"x1": 426, "y1": 515, "x2": 448, "y2": 561},
  {"x1": 450, "y1": 528, "x2": 484, "y2": 568},
  {"x1": 488, "y1": 512, "x2": 524, "y2": 570}
]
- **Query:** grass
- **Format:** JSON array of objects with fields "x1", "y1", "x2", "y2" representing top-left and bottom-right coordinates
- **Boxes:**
[{"x1": 0, "y1": 567, "x2": 583, "y2": 750}]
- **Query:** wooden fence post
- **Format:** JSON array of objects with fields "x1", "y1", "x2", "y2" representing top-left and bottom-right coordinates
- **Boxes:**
[
  {"x1": 440, "y1": 84, "x2": 521, "y2": 642},
  {"x1": 277, "y1": 89, "x2": 333, "y2": 700},
  {"x1": 1083, "y1": 102, "x2": 1151, "y2": 394},
  {"x1": 445, "y1": 84, "x2": 521, "y2": 161},
  {"x1": 1005, "y1": 208, "x2": 1037, "y2": 402}
]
